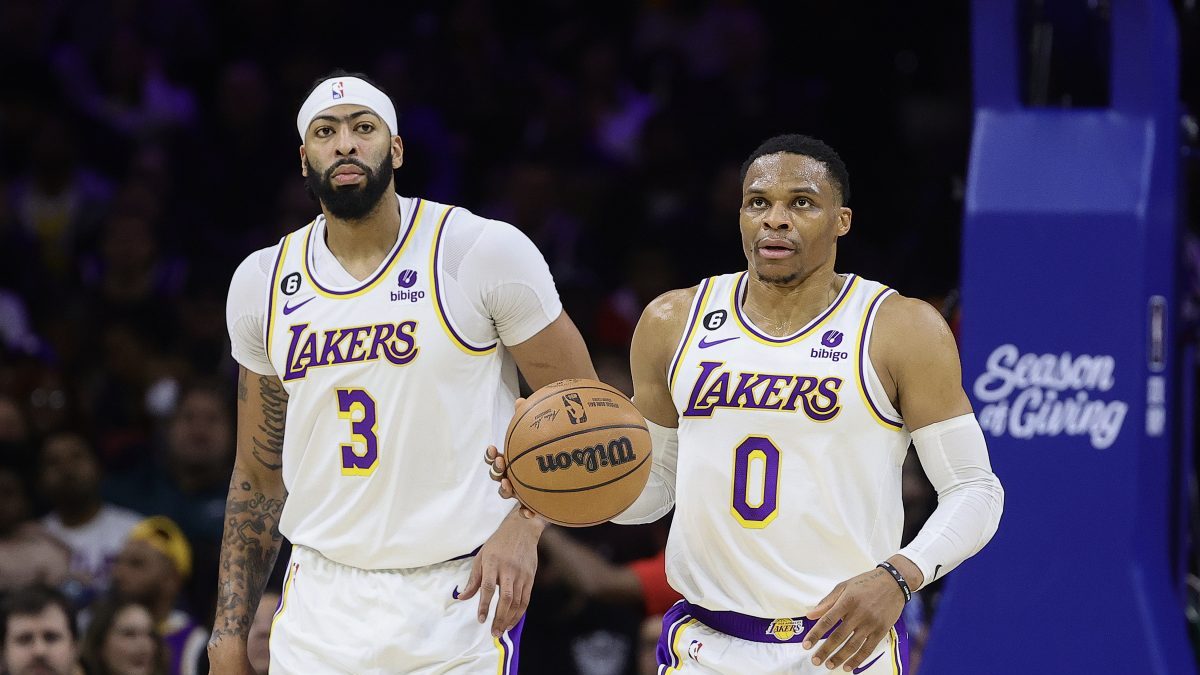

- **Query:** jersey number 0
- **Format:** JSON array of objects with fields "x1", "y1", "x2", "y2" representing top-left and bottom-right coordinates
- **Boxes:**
[{"x1": 731, "y1": 436, "x2": 780, "y2": 528}]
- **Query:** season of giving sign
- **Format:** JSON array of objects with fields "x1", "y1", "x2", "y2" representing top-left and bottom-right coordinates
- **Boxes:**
[{"x1": 973, "y1": 344, "x2": 1128, "y2": 450}]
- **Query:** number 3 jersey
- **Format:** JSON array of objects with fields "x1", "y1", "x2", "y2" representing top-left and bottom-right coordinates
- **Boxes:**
[
  {"x1": 226, "y1": 195, "x2": 562, "y2": 570},
  {"x1": 665, "y1": 272, "x2": 912, "y2": 617}
]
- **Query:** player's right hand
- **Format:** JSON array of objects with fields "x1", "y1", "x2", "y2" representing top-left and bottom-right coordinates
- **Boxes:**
[{"x1": 207, "y1": 639, "x2": 257, "y2": 675}]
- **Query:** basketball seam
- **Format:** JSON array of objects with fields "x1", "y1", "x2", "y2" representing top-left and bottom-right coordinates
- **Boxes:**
[
  {"x1": 508, "y1": 423, "x2": 648, "y2": 464},
  {"x1": 503, "y1": 384, "x2": 631, "y2": 452}
]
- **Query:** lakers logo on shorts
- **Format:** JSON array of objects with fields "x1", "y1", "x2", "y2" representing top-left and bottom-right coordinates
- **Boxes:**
[{"x1": 765, "y1": 618, "x2": 803, "y2": 641}]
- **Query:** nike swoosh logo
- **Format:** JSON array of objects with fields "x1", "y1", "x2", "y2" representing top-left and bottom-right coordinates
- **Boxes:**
[
  {"x1": 451, "y1": 585, "x2": 461, "y2": 599},
  {"x1": 698, "y1": 336, "x2": 739, "y2": 349},
  {"x1": 932, "y1": 564, "x2": 943, "y2": 582},
  {"x1": 853, "y1": 652, "x2": 886, "y2": 673},
  {"x1": 282, "y1": 297, "x2": 315, "y2": 315}
]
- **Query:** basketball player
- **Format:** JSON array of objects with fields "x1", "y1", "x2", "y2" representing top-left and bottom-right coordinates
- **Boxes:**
[
  {"x1": 492, "y1": 134, "x2": 1005, "y2": 673},
  {"x1": 207, "y1": 71, "x2": 595, "y2": 674}
]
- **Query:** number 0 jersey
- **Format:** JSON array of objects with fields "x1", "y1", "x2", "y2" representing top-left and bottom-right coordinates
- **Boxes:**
[
  {"x1": 235, "y1": 196, "x2": 557, "y2": 570},
  {"x1": 665, "y1": 272, "x2": 912, "y2": 617}
]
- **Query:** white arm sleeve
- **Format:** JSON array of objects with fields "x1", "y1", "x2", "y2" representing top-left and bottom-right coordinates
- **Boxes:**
[
  {"x1": 611, "y1": 420, "x2": 679, "y2": 524},
  {"x1": 454, "y1": 217, "x2": 563, "y2": 346},
  {"x1": 897, "y1": 413, "x2": 1004, "y2": 589},
  {"x1": 226, "y1": 247, "x2": 277, "y2": 376}
]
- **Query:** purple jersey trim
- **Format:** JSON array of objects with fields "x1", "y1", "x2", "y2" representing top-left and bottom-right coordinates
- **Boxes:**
[
  {"x1": 302, "y1": 198, "x2": 422, "y2": 296},
  {"x1": 264, "y1": 232, "x2": 294, "y2": 366},
  {"x1": 430, "y1": 206, "x2": 497, "y2": 353},
  {"x1": 667, "y1": 277, "x2": 714, "y2": 388},
  {"x1": 857, "y1": 287, "x2": 904, "y2": 429},
  {"x1": 732, "y1": 272, "x2": 857, "y2": 344}
]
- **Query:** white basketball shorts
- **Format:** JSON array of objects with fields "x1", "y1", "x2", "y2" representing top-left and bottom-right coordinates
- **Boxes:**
[{"x1": 269, "y1": 545, "x2": 523, "y2": 674}]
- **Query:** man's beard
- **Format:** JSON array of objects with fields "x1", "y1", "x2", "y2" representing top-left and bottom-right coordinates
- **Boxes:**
[{"x1": 305, "y1": 151, "x2": 394, "y2": 220}]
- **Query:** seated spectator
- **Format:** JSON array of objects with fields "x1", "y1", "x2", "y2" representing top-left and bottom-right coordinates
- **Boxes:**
[
  {"x1": 110, "y1": 517, "x2": 205, "y2": 675},
  {"x1": 0, "y1": 463, "x2": 69, "y2": 592},
  {"x1": 39, "y1": 431, "x2": 143, "y2": 606},
  {"x1": 0, "y1": 584, "x2": 83, "y2": 675},
  {"x1": 80, "y1": 597, "x2": 168, "y2": 675}
]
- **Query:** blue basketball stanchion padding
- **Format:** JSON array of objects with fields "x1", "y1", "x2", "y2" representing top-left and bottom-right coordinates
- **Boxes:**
[{"x1": 919, "y1": 1, "x2": 1193, "y2": 673}]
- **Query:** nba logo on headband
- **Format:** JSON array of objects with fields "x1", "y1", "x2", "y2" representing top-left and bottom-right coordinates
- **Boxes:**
[{"x1": 297, "y1": 75, "x2": 397, "y2": 139}]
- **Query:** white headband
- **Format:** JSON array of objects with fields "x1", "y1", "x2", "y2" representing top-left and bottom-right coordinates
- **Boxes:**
[{"x1": 296, "y1": 76, "x2": 398, "y2": 140}]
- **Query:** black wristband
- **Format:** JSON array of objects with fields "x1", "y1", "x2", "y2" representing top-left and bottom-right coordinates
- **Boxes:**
[{"x1": 876, "y1": 561, "x2": 912, "y2": 604}]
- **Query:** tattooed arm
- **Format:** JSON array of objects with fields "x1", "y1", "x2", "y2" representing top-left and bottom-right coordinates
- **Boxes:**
[{"x1": 208, "y1": 366, "x2": 288, "y2": 674}]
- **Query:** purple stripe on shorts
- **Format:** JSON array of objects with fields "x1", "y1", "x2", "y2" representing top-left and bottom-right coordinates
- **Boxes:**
[
  {"x1": 893, "y1": 614, "x2": 910, "y2": 673},
  {"x1": 656, "y1": 601, "x2": 692, "y2": 670},
  {"x1": 503, "y1": 614, "x2": 525, "y2": 674}
]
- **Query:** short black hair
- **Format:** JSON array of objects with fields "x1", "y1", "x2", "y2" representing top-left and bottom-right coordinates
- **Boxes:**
[
  {"x1": 739, "y1": 134, "x2": 851, "y2": 205},
  {"x1": 0, "y1": 585, "x2": 78, "y2": 645},
  {"x1": 303, "y1": 69, "x2": 388, "y2": 102}
]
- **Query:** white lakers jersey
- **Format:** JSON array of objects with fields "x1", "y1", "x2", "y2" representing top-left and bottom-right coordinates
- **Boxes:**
[
  {"x1": 665, "y1": 272, "x2": 911, "y2": 617},
  {"x1": 261, "y1": 198, "x2": 518, "y2": 569}
]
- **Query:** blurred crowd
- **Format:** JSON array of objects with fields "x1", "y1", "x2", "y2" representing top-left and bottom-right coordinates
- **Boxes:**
[{"x1": 0, "y1": 1, "x2": 987, "y2": 673}]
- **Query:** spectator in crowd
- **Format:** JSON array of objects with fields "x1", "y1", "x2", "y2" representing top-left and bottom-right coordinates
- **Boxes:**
[
  {"x1": 0, "y1": 584, "x2": 82, "y2": 675},
  {"x1": 108, "y1": 383, "x2": 230, "y2": 544},
  {"x1": 6, "y1": 112, "x2": 113, "y2": 293},
  {"x1": 0, "y1": 463, "x2": 69, "y2": 593},
  {"x1": 80, "y1": 597, "x2": 168, "y2": 675},
  {"x1": 110, "y1": 517, "x2": 206, "y2": 675},
  {"x1": 107, "y1": 381, "x2": 233, "y2": 619},
  {"x1": 39, "y1": 431, "x2": 143, "y2": 606}
]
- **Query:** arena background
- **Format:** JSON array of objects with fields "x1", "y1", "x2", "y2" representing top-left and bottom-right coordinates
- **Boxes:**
[{"x1": 0, "y1": 1, "x2": 1196, "y2": 673}]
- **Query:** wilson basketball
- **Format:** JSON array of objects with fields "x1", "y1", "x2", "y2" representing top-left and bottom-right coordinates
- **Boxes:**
[{"x1": 504, "y1": 379, "x2": 651, "y2": 527}]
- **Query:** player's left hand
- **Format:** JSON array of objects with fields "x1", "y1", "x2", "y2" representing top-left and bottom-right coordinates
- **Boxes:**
[
  {"x1": 456, "y1": 505, "x2": 545, "y2": 638},
  {"x1": 485, "y1": 397, "x2": 538, "y2": 519},
  {"x1": 803, "y1": 567, "x2": 906, "y2": 672}
]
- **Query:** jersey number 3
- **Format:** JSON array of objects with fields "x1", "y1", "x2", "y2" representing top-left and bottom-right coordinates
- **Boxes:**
[
  {"x1": 731, "y1": 436, "x2": 780, "y2": 528},
  {"x1": 337, "y1": 388, "x2": 379, "y2": 476}
]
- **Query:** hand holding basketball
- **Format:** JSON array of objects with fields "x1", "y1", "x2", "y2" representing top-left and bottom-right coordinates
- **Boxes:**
[{"x1": 499, "y1": 379, "x2": 651, "y2": 527}]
